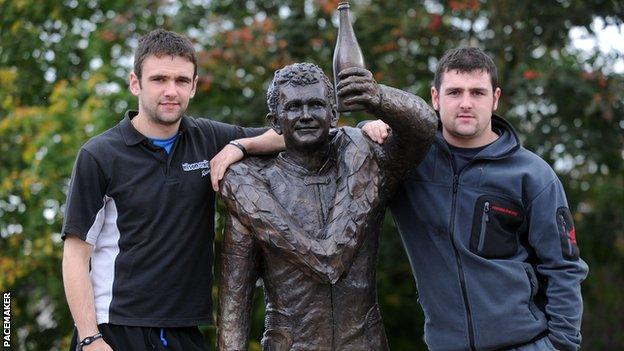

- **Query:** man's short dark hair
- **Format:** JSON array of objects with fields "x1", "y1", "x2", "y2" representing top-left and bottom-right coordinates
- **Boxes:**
[
  {"x1": 134, "y1": 29, "x2": 197, "y2": 82},
  {"x1": 433, "y1": 47, "x2": 498, "y2": 91},
  {"x1": 266, "y1": 62, "x2": 335, "y2": 117}
]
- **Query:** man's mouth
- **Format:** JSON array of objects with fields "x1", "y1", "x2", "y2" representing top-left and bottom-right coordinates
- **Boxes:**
[
  {"x1": 456, "y1": 114, "x2": 475, "y2": 122},
  {"x1": 295, "y1": 126, "x2": 319, "y2": 132}
]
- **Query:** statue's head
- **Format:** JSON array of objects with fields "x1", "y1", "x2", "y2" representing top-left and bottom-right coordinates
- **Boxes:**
[{"x1": 266, "y1": 63, "x2": 338, "y2": 151}]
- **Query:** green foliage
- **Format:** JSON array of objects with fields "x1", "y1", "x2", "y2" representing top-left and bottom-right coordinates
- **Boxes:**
[{"x1": 1, "y1": 0, "x2": 622, "y2": 350}]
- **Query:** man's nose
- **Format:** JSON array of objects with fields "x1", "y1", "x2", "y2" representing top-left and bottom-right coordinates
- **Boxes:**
[
  {"x1": 163, "y1": 81, "x2": 177, "y2": 97},
  {"x1": 459, "y1": 93, "x2": 472, "y2": 109}
]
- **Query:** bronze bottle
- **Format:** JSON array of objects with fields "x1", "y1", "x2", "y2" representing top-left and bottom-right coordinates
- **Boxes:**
[{"x1": 333, "y1": 1, "x2": 365, "y2": 112}]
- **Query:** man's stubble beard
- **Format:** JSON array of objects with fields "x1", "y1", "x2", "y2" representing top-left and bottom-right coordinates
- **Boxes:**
[{"x1": 141, "y1": 100, "x2": 186, "y2": 127}]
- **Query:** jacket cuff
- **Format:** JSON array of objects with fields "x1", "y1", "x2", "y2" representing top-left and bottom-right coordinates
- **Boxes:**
[{"x1": 548, "y1": 334, "x2": 579, "y2": 351}]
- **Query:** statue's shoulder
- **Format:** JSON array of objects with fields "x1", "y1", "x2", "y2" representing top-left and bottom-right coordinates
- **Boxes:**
[
  {"x1": 334, "y1": 126, "x2": 384, "y2": 161},
  {"x1": 222, "y1": 156, "x2": 274, "y2": 189},
  {"x1": 330, "y1": 127, "x2": 384, "y2": 182},
  {"x1": 335, "y1": 126, "x2": 381, "y2": 152},
  {"x1": 337, "y1": 126, "x2": 366, "y2": 146}
]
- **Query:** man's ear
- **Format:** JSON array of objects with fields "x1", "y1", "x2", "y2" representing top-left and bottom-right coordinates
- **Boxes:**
[
  {"x1": 266, "y1": 112, "x2": 282, "y2": 134},
  {"x1": 189, "y1": 75, "x2": 198, "y2": 99},
  {"x1": 431, "y1": 86, "x2": 439, "y2": 111},
  {"x1": 492, "y1": 87, "x2": 501, "y2": 111},
  {"x1": 129, "y1": 71, "x2": 141, "y2": 96}
]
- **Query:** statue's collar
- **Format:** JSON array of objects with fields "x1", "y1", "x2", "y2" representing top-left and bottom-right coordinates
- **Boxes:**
[{"x1": 275, "y1": 148, "x2": 336, "y2": 179}]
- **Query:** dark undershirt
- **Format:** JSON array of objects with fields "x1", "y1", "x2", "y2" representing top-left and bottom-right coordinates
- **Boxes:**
[
  {"x1": 448, "y1": 143, "x2": 487, "y2": 173},
  {"x1": 447, "y1": 127, "x2": 502, "y2": 172}
]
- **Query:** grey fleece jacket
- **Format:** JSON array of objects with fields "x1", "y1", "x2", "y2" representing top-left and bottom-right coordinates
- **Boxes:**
[{"x1": 390, "y1": 115, "x2": 588, "y2": 351}]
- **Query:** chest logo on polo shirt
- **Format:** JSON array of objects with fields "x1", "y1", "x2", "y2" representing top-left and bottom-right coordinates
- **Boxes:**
[{"x1": 182, "y1": 160, "x2": 210, "y2": 177}]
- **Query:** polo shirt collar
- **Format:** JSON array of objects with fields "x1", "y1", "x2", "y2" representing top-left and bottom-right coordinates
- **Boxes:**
[
  {"x1": 120, "y1": 110, "x2": 146, "y2": 146},
  {"x1": 179, "y1": 114, "x2": 198, "y2": 132},
  {"x1": 120, "y1": 110, "x2": 198, "y2": 146}
]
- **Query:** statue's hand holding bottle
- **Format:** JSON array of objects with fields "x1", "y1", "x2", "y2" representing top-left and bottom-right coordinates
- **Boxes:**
[{"x1": 336, "y1": 67, "x2": 382, "y2": 115}]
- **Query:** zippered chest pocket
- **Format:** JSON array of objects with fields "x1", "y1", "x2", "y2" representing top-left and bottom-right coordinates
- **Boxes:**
[{"x1": 470, "y1": 195, "x2": 525, "y2": 258}]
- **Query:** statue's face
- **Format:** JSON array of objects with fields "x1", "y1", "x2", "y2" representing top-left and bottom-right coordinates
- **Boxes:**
[{"x1": 277, "y1": 82, "x2": 333, "y2": 151}]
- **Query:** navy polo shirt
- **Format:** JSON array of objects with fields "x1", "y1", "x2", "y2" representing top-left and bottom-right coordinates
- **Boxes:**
[{"x1": 62, "y1": 110, "x2": 265, "y2": 327}]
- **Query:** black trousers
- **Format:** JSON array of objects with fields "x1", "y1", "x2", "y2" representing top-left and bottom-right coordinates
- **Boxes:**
[{"x1": 70, "y1": 324, "x2": 210, "y2": 351}]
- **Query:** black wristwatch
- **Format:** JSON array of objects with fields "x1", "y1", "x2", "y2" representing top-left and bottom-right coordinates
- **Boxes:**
[
  {"x1": 79, "y1": 332, "x2": 103, "y2": 348},
  {"x1": 228, "y1": 140, "x2": 248, "y2": 157}
]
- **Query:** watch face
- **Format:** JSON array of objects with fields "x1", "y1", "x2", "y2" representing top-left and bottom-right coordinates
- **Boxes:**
[{"x1": 81, "y1": 333, "x2": 101, "y2": 346}]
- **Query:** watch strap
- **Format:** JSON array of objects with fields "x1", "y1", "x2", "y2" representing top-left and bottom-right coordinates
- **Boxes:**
[
  {"x1": 228, "y1": 140, "x2": 248, "y2": 157},
  {"x1": 79, "y1": 332, "x2": 103, "y2": 346}
]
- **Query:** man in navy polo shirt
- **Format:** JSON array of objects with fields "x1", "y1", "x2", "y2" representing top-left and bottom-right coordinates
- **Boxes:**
[{"x1": 61, "y1": 29, "x2": 283, "y2": 350}]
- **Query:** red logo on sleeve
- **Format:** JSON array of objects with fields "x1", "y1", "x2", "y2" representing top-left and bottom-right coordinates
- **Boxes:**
[
  {"x1": 569, "y1": 226, "x2": 577, "y2": 244},
  {"x1": 557, "y1": 207, "x2": 580, "y2": 260}
]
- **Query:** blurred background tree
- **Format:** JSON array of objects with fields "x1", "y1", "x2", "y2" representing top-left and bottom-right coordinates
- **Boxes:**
[{"x1": 1, "y1": 0, "x2": 622, "y2": 349}]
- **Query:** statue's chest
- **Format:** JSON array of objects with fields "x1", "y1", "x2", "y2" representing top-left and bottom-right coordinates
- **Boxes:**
[{"x1": 268, "y1": 170, "x2": 338, "y2": 239}]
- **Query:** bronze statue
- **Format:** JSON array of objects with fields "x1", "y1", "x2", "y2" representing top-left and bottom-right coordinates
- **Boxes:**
[{"x1": 217, "y1": 62, "x2": 436, "y2": 350}]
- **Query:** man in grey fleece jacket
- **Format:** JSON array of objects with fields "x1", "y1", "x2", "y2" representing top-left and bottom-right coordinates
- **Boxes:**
[{"x1": 362, "y1": 47, "x2": 588, "y2": 351}]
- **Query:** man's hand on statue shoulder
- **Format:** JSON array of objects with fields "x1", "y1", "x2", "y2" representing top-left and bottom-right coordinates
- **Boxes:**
[
  {"x1": 210, "y1": 143, "x2": 245, "y2": 191},
  {"x1": 337, "y1": 67, "x2": 381, "y2": 113},
  {"x1": 362, "y1": 119, "x2": 391, "y2": 144}
]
